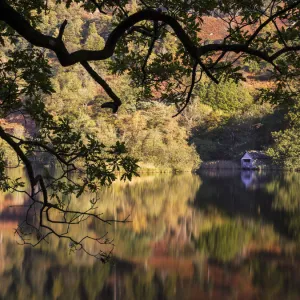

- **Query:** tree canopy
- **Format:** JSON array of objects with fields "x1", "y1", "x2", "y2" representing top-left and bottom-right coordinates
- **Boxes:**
[{"x1": 0, "y1": 0, "x2": 299, "y2": 259}]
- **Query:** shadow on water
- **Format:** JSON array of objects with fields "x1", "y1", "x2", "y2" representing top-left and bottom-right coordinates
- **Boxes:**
[
  {"x1": 1, "y1": 170, "x2": 300, "y2": 299},
  {"x1": 195, "y1": 170, "x2": 299, "y2": 240}
]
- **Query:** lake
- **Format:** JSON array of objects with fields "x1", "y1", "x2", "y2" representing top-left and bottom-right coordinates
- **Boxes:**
[{"x1": 1, "y1": 170, "x2": 300, "y2": 299}]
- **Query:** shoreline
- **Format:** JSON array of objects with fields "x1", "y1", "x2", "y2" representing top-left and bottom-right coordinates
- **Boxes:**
[{"x1": 199, "y1": 160, "x2": 297, "y2": 171}]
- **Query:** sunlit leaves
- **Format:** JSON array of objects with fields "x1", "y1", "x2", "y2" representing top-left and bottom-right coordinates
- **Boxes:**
[
  {"x1": 0, "y1": 151, "x2": 25, "y2": 191},
  {"x1": 0, "y1": 151, "x2": 9, "y2": 191},
  {"x1": 0, "y1": 48, "x2": 54, "y2": 118}
]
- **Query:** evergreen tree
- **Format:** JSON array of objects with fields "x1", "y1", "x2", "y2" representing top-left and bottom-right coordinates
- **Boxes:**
[{"x1": 85, "y1": 22, "x2": 105, "y2": 50}]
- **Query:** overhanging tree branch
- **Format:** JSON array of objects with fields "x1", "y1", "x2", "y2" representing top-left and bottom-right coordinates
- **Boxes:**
[
  {"x1": 0, "y1": 124, "x2": 132, "y2": 260},
  {"x1": 173, "y1": 62, "x2": 199, "y2": 117},
  {"x1": 0, "y1": 0, "x2": 299, "y2": 261},
  {"x1": 246, "y1": 0, "x2": 300, "y2": 46},
  {"x1": 1, "y1": 0, "x2": 300, "y2": 112},
  {"x1": 80, "y1": 61, "x2": 122, "y2": 112}
]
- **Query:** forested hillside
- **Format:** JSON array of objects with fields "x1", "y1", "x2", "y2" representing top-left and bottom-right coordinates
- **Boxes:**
[{"x1": 0, "y1": 1, "x2": 299, "y2": 170}]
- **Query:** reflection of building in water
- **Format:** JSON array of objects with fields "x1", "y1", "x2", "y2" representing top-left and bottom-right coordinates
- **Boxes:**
[
  {"x1": 241, "y1": 170, "x2": 271, "y2": 190},
  {"x1": 241, "y1": 170, "x2": 257, "y2": 188}
]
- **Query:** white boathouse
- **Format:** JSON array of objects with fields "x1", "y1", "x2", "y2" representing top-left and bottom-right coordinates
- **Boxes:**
[{"x1": 241, "y1": 151, "x2": 271, "y2": 169}]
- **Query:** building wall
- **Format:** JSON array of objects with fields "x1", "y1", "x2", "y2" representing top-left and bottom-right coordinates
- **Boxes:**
[
  {"x1": 241, "y1": 159, "x2": 253, "y2": 169},
  {"x1": 241, "y1": 153, "x2": 253, "y2": 169}
]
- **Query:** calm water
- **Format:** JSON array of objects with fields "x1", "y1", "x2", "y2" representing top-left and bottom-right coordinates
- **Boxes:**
[{"x1": 1, "y1": 170, "x2": 300, "y2": 299}]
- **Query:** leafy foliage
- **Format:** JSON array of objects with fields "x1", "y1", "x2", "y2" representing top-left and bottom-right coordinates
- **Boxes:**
[
  {"x1": 198, "y1": 79, "x2": 253, "y2": 113},
  {"x1": 0, "y1": 0, "x2": 299, "y2": 257}
]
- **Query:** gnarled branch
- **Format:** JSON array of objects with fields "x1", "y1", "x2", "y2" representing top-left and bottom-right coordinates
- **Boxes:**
[{"x1": 1, "y1": 0, "x2": 299, "y2": 111}]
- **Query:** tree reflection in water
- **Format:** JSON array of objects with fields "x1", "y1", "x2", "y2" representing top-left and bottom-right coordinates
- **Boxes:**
[{"x1": 1, "y1": 170, "x2": 300, "y2": 299}]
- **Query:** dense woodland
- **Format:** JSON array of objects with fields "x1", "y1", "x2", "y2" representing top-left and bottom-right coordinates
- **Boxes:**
[
  {"x1": 0, "y1": 0, "x2": 300, "y2": 256},
  {"x1": 0, "y1": 1, "x2": 299, "y2": 171}
]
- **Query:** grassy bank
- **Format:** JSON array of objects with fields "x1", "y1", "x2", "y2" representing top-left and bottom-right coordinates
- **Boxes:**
[
  {"x1": 200, "y1": 160, "x2": 240, "y2": 170},
  {"x1": 137, "y1": 162, "x2": 195, "y2": 173}
]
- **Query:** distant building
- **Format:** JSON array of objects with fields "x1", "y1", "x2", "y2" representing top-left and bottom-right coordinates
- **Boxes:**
[{"x1": 241, "y1": 151, "x2": 271, "y2": 169}]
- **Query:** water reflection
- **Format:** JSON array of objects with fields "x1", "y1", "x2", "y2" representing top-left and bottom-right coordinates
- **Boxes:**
[{"x1": 1, "y1": 171, "x2": 300, "y2": 299}]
